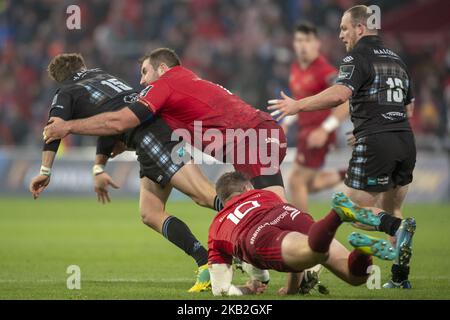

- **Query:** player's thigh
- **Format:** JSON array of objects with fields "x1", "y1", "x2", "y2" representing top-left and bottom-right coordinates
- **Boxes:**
[
  {"x1": 170, "y1": 160, "x2": 216, "y2": 208},
  {"x1": 344, "y1": 133, "x2": 397, "y2": 193},
  {"x1": 296, "y1": 129, "x2": 333, "y2": 170},
  {"x1": 289, "y1": 162, "x2": 317, "y2": 188},
  {"x1": 233, "y1": 120, "x2": 286, "y2": 191},
  {"x1": 139, "y1": 177, "x2": 172, "y2": 217},
  {"x1": 281, "y1": 231, "x2": 326, "y2": 271},
  {"x1": 323, "y1": 239, "x2": 367, "y2": 286},
  {"x1": 134, "y1": 117, "x2": 190, "y2": 189}
]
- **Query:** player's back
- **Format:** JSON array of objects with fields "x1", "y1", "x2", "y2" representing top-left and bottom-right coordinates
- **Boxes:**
[
  {"x1": 53, "y1": 68, "x2": 138, "y2": 119},
  {"x1": 153, "y1": 66, "x2": 273, "y2": 132},
  {"x1": 208, "y1": 189, "x2": 285, "y2": 258},
  {"x1": 337, "y1": 36, "x2": 413, "y2": 138}
]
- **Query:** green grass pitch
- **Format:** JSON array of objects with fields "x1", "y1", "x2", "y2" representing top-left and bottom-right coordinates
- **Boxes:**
[{"x1": 1, "y1": 196, "x2": 449, "y2": 299}]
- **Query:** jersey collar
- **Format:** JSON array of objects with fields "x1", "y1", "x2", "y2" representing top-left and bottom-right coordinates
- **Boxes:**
[{"x1": 355, "y1": 35, "x2": 383, "y2": 49}]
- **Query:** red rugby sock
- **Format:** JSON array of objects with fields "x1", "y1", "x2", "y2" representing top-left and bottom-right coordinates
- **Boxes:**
[
  {"x1": 307, "y1": 209, "x2": 342, "y2": 253},
  {"x1": 348, "y1": 249, "x2": 373, "y2": 277}
]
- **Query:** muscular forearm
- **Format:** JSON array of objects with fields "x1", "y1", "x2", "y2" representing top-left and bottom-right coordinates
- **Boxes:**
[
  {"x1": 95, "y1": 154, "x2": 109, "y2": 166},
  {"x1": 41, "y1": 151, "x2": 56, "y2": 168},
  {"x1": 285, "y1": 272, "x2": 303, "y2": 294},
  {"x1": 66, "y1": 112, "x2": 128, "y2": 136},
  {"x1": 298, "y1": 85, "x2": 351, "y2": 112},
  {"x1": 331, "y1": 100, "x2": 350, "y2": 122}
]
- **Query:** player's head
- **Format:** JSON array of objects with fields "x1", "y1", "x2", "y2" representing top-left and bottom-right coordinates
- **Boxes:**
[
  {"x1": 47, "y1": 53, "x2": 86, "y2": 82},
  {"x1": 215, "y1": 171, "x2": 253, "y2": 205},
  {"x1": 293, "y1": 22, "x2": 320, "y2": 64},
  {"x1": 139, "y1": 48, "x2": 181, "y2": 86},
  {"x1": 340, "y1": 5, "x2": 378, "y2": 52}
]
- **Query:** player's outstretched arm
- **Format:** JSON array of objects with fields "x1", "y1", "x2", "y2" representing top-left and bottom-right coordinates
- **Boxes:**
[
  {"x1": 29, "y1": 151, "x2": 56, "y2": 199},
  {"x1": 43, "y1": 107, "x2": 142, "y2": 143},
  {"x1": 268, "y1": 85, "x2": 352, "y2": 121}
]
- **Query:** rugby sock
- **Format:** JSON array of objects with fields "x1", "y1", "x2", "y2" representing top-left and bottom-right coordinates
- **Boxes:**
[
  {"x1": 308, "y1": 209, "x2": 342, "y2": 253},
  {"x1": 391, "y1": 264, "x2": 410, "y2": 282},
  {"x1": 375, "y1": 211, "x2": 402, "y2": 236},
  {"x1": 162, "y1": 216, "x2": 208, "y2": 266},
  {"x1": 348, "y1": 249, "x2": 373, "y2": 277},
  {"x1": 213, "y1": 195, "x2": 224, "y2": 211}
]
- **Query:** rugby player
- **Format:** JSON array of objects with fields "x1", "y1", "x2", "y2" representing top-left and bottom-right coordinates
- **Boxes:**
[
  {"x1": 42, "y1": 48, "x2": 288, "y2": 202},
  {"x1": 283, "y1": 22, "x2": 349, "y2": 212},
  {"x1": 268, "y1": 6, "x2": 416, "y2": 288},
  {"x1": 30, "y1": 53, "x2": 225, "y2": 292},
  {"x1": 207, "y1": 171, "x2": 397, "y2": 296}
]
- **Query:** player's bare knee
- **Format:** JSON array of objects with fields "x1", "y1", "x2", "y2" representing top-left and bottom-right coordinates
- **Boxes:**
[{"x1": 140, "y1": 208, "x2": 162, "y2": 230}]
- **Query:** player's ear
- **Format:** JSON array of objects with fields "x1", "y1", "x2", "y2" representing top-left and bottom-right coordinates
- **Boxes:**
[{"x1": 158, "y1": 63, "x2": 169, "y2": 76}]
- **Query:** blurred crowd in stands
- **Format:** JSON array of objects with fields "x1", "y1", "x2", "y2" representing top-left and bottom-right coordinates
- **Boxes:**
[{"x1": 0, "y1": 0, "x2": 448, "y2": 150}]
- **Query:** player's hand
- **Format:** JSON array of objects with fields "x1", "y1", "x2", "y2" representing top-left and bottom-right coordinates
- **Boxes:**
[
  {"x1": 110, "y1": 141, "x2": 127, "y2": 158},
  {"x1": 94, "y1": 172, "x2": 119, "y2": 204},
  {"x1": 278, "y1": 287, "x2": 288, "y2": 295},
  {"x1": 245, "y1": 280, "x2": 267, "y2": 295},
  {"x1": 346, "y1": 131, "x2": 356, "y2": 146},
  {"x1": 267, "y1": 91, "x2": 299, "y2": 121},
  {"x1": 307, "y1": 127, "x2": 329, "y2": 149},
  {"x1": 43, "y1": 117, "x2": 70, "y2": 144},
  {"x1": 29, "y1": 174, "x2": 51, "y2": 199}
]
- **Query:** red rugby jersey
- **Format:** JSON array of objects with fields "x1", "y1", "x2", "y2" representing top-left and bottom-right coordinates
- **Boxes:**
[
  {"x1": 208, "y1": 189, "x2": 284, "y2": 265},
  {"x1": 137, "y1": 66, "x2": 273, "y2": 149},
  {"x1": 289, "y1": 55, "x2": 337, "y2": 128}
]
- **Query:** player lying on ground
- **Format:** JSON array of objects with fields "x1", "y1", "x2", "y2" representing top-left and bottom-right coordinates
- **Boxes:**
[
  {"x1": 42, "y1": 48, "x2": 288, "y2": 202},
  {"x1": 207, "y1": 171, "x2": 414, "y2": 296},
  {"x1": 268, "y1": 5, "x2": 417, "y2": 289},
  {"x1": 29, "y1": 53, "x2": 228, "y2": 292}
]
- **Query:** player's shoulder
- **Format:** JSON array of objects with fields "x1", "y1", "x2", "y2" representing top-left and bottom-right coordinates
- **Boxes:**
[
  {"x1": 138, "y1": 78, "x2": 171, "y2": 98},
  {"x1": 339, "y1": 51, "x2": 363, "y2": 66}
]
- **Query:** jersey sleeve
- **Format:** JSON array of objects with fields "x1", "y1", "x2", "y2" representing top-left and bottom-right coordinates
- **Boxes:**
[
  {"x1": 136, "y1": 80, "x2": 171, "y2": 113},
  {"x1": 43, "y1": 90, "x2": 74, "y2": 152},
  {"x1": 335, "y1": 53, "x2": 370, "y2": 96},
  {"x1": 405, "y1": 76, "x2": 414, "y2": 105}
]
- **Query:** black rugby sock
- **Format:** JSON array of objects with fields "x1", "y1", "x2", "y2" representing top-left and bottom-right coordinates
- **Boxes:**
[
  {"x1": 162, "y1": 216, "x2": 208, "y2": 266},
  {"x1": 391, "y1": 264, "x2": 410, "y2": 282},
  {"x1": 213, "y1": 195, "x2": 224, "y2": 211},
  {"x1": 376, "y1": 211, "x2": 402, "y2": 236}
]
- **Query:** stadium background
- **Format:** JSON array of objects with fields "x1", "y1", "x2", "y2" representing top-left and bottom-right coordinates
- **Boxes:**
[{"x1": 0, "y1": 0, "x2": 449, "y2": 299}]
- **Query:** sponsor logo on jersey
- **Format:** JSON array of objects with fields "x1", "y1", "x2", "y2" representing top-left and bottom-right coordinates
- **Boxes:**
[
  {"x1": 373, "y1": 48, "x2": 399, "y2": 58},
  {"x1": 123, "y1": 93, "x2": 139, "y2": 103},
  {"x1": 139, "y1": 85, "x2": 153, "y2": 97},
  {"x1": 342, "y1": 55, "x2": 354, "y2": 63},
  {"x1": 51, "y1": 94, "x2": 58, "y2": 106},
  {"x1": 338, "y1": 65, "x2": 355, "y2": 80},
  {"x1": 381, "y1": 111, "x2": 406, "y2": 121}
]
